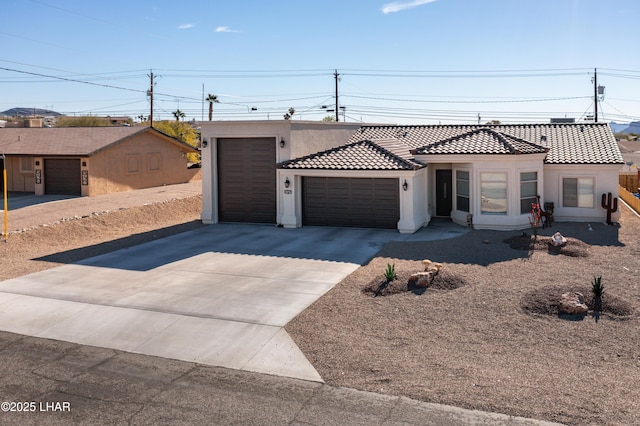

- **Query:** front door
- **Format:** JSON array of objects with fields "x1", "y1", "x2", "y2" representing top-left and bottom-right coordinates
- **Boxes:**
[{"x1": 435, "y1": 169, "x2": 452, "y2": 216}]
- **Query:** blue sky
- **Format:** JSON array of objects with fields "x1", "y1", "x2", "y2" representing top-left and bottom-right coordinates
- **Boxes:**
[{"x1": 1, "y1": 0, "x2": 639, "y2": 124}]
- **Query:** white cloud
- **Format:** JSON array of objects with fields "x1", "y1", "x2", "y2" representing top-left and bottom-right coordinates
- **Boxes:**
[
  {"x1": 178, "y1": 23, "x2": 194, "y2": 29},
  {"x1": 215, "y1": 26, "x2": 239, "y2": 33},
  {"x1": 381, "y1": 0, "x2": 437, "y2": 14}
]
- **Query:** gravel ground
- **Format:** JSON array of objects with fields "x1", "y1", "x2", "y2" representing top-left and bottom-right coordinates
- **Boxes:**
[
  {"x1": 0, "y1": 196, "x2": 204, "y2": 282},
  {"x1": 286, "y1": 204, "x2": 640, "y2": 426},
  {"x1": 2, "y1": 193, "x2": 639, "y2": 425}
]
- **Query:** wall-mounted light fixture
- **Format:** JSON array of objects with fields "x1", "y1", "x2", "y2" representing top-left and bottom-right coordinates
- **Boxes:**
[
  {"x1": 280, "y1": 138, "x2": 285, "y2": 148},
  {"x1": 284, "y1": 177, "x2": 290, "y2": 188},
  {"x1": 202, "y1": 138, "x2": 208, "y2": 148},
  {"x1": 403, "y1": 180, "x2": 408, "y2": 191}
]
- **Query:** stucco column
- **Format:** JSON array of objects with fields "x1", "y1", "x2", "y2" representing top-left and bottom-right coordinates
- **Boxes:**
[
  {"x1": 34, "y1": 157, "x2": 44, "y2": 196},
  {"x1": 397, "y1": 172, "x2": 427, "y2": 234},
  {"x1": 278, "y1": 170, "x2": 299, "y2": 228},
  {"x1": 200, "y1": 136, "x2": 215, "y2": 224}
]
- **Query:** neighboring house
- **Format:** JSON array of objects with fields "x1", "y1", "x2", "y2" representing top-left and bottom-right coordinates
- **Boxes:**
[
  {"x1": 199, "y1": 121, "x2": 623, "y2": 233},
  {"x1": 0, "y1": 126, "x2": 200, "y2": 196}
]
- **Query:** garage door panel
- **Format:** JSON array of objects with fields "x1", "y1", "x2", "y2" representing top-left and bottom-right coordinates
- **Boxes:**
[
  {"x1": 44, "y1": 159, "x2": 81, "y2": 195},
  {"x1": 218, "y1": 138, "x2": 276, "y2": 223},
  {"x1": 303, "y1": 177, "x2": 399, "y2": 229}
]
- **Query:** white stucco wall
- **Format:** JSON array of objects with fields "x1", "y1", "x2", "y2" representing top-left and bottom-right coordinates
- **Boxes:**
[
  {"x1": 198, "y1": 120, "x2": 362, "y2": 225},
  {"x1": 419, "y1": 154, "x2": 547, "y2": 231},
  {"x1": 543, "y1": 164, "x2": 621, "y2": 224}
]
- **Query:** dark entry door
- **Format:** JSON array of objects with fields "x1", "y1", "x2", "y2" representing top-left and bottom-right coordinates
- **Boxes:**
[{"x1": 435, "y1": 169, "x2": 452, "y2": 216}]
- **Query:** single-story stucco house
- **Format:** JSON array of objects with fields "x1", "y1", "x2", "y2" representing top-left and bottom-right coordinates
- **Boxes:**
[
  {"x1": 199, "y1": 120, "x2": 623, "y2": 232},
  {"x1": 0, "y1": 126, "x2": 200, "y2": 196}
]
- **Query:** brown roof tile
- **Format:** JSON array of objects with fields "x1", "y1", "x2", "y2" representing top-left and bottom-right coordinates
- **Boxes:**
[
  {"x1": 0, "y1": 127, "x2": 195, "y2": 156},
  {"x1": 278, "y1": 139, "x2": 423, "y2": 170},
  {"x1": 349, "y1": 123, "x2": 623, "y2": 165},
  {"x1": 411, "y1": 128, "x2": 549, "y2": 155}
]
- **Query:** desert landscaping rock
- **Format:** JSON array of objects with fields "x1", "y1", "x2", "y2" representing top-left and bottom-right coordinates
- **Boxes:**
[
  {"x1": 3, "y1": 188, "x2": 639, "y2": 425},
  {"x1": 288, "y1": 206, "x2": 640, "y2": 426},
  {"x1": 558, "y1": 292, "x2": 589, "y2": 315}
]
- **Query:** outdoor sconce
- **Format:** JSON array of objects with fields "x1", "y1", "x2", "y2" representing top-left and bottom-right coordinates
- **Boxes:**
[
  {"x1": 284, "y1": 177, "x2": 290, "y2": 188},
  {"x1": 202, "y1": 139, "x2": 208, "y2": 148},
  {"x1": 280, "y1": 138, "x2": 285, "y2": 148},
  {"x1": 403, "y1": 180, "x2": 408, "y2": 191}
]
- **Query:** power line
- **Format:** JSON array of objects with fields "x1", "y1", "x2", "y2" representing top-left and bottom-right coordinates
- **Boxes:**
[{"x1": 0, "y1": 66, "x2": 145, "y2": 94}]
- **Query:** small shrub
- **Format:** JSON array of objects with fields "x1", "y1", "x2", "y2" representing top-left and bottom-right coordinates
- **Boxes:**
[
  {"x1": 384, "y1": 263, "x2": 397, "y2": 283},
  {"x1": 592, "y1": 276, "x2": 604, "y2": 297}
]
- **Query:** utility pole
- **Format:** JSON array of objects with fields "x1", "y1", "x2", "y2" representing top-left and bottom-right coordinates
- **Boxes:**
[
  {"x1": 593, "y1": 68, "x2": 598, "y2": 123},
  {"x1": 334, "y1": 69, "x2": 339, "y2": 122},
  {"x1": 147, "y1": 70, "x2": 154, "y2": 128}
]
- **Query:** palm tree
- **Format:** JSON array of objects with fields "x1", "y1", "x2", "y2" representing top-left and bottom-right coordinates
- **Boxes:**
[
  {"x1": 173, "y1": 109, "x2": 186, "y2": 121},
  {"x1": 206, "y1": 94, "x2": 219, "y2": 121}
]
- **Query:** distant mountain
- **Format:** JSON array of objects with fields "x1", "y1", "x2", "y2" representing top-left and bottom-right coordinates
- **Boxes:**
[
  {"x1": 623, "y1": 121, "x2": 640, "y2": 135},
  {"x1": 1, "y1": 107, "x2": 62, "y2": 117},
  {"x1": 609, "y1": 122, "x2": 629, "y2": 133}
]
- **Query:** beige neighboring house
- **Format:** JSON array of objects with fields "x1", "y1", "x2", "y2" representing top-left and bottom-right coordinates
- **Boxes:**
[
  {"x1": 0, "y1": 126, "x2": 200, "y2": 196},
  {"x1": 199, "y1": 120, "x2": 624, "y2": 233}
]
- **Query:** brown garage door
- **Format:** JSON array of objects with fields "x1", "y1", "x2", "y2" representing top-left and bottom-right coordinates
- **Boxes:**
[
  {"x1": 45, "y1": 159, "x2": 81, "y2": 195},
  {"x1": 303, "y1": 177, "x2": 399, "y2": 229},
  {"x1": 218, "y1": 137, "x2": 276, "y2": 223}
]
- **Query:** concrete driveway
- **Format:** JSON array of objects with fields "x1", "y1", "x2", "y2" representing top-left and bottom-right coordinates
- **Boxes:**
[{"x1": 0, "y1": 222, "x2": 468, "y2": 382}]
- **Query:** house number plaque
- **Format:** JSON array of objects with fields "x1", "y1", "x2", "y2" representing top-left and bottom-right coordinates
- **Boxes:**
[
  {"x1": 81, "y1": 170, "x2": 89, "y2": 185},
  {"x1": 35, "y1": 169, "x2": 41, "y2": 184}
]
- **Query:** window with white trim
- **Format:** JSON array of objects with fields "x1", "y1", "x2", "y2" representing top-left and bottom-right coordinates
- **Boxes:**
[
  {"x1": 520, "y1": 171, "x2": 538, "y2": 214},
  {"x1": 480, "y1": 172, "x2": 507, "y2": 215},
  {"x1": 456, "y1": 170, "x2": 470, "y2": 212},
  {"x1": 562, "y1": 177, "x2": 595, "y2": 208}
]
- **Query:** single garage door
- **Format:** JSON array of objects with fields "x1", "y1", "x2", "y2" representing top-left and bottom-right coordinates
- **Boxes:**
[
  {"x1": 303, "y1": 177, "x2": 400, "y2": 229},
  {"x1": 44, "y1": 159, "x2": 81, "y2": 195},
  {"x1": 218, "y1": 137, "x2": 276, "y2": 223}
]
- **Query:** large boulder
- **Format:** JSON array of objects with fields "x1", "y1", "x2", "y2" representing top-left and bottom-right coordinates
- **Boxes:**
[{"x1": 558, "y1": 292, "x2": 588, "y2": 315}]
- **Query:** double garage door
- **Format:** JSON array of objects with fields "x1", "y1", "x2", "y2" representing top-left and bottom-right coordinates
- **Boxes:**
[{"x1": 303, "y1": 177, "x2": 400, "y2": 229}]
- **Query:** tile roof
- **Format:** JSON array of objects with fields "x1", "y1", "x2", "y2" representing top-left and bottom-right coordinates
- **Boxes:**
[
  {"x1": 0, "y1": 127, "x2": 195, "y2": 156},
  {"x1": 411, "y1": 128, "x2": 549, "y2": 155},
  {"x1": 278, "y1": 139, "x2": 424, "y2": 170},
  {"x1": 348, "y1": 123, "x2": 624, "y2": 165}
]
